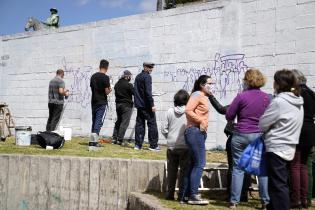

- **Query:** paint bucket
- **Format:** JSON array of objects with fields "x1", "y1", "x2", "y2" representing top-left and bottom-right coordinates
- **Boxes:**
[
  {"x1": 15, "y1": 126, "x2": 32, "y2": 146},
  {"x1": 60, "y1": 126, "x2": 72, "y2": 141}
]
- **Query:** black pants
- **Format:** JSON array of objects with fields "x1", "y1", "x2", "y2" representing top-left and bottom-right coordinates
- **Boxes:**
[
  {"x1": 46, "y1": 103, "x2": 63, "y2": 131},
  {"x1": 112, "y1": 103, "x2": 133, "y2": 141},
  {"x1": 226, "y1": 134, "x2": 250, "y2": 201},
  {"x1": 166, "y1": 148, "x2": 191, "y2": 199},
  {"x1": 266, "y1": 152, "x2": 290, "y2": 210},
  {"x1": 135, "y1": 108, "x2": 158, "y2": 148}
]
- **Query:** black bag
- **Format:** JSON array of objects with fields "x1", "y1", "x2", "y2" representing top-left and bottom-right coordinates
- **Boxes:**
[
  {"x1": 31, "y1": 134, "x2": 40, "y2": 145},
  {"x1": 36, "y1": 131, "x2": 65, "y2": 149}
]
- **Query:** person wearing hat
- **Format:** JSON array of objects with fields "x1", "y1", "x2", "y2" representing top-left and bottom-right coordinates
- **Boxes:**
[
  {"x1": 112, "y1": 70, "x2": 134, "y2": 145},
  {"x1": 43, "y1": 8, "x2": 59, "y2": 28},
  {"x1": 133, "y1": 62, "x2": 160, "y2": 151}
]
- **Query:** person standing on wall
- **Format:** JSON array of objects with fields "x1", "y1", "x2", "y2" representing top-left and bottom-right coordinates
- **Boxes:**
[
  {"x1": 112, "y1": 70, "x2": 134, "y2": 146},
  {"x1": 90, "y1": 59, "x2": 111, "y2": 147},
  {"x1": 46, "y1": 69, "x2": 69, "y2": 131},
  {"x1": 133, "y1": 62, "x2": 160, "y2": 151}
]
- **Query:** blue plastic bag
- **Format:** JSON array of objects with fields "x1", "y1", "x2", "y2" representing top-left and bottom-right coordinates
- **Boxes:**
[{"x1": 238, "y1": 136, "x2": 267, "y2": 176}]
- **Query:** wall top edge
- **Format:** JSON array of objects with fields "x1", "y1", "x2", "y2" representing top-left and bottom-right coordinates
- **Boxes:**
[
  {"x1": 1, "y1": 0, "x2": 228, "y2": 42},
  {"x1": 0, "y1": 153, "x2": 166, "y2": 163}
]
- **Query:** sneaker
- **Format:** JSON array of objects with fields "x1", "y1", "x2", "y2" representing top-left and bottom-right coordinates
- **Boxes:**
[
  {"x1": 88, "y1": 142, "x2": 102, "y2": 151},
  {"x1": 89, "y1": 142, "x2": 103, "y2": 147},
  {"x1": 121, "y1": 140, "x2": 128, "y2": 147},
  {"x1": 229, "y1": 203, "x2": 237, "y2": 209},
  {"x1": 178, "y1": 197, "x2": 189, "y2": 204},
  {"x1": 112, "y1": 139, "x2": 117, "y2": 144},
  {"x1": 149, "y1": 146, "x2": 161, "y2": 152},
  {"x1": 117, "y1": 140, "x2": 123, "y2": 145},
  {"x1": 134, "y1": 145, "x2": 141, "y2": 150},
  {"x1": 188, "y1": 195, "x2": 209, "y2": 205}
]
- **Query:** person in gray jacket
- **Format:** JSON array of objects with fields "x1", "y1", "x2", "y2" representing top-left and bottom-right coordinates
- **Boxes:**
[
  {"x1": 259, "y1": 69, "x2": 304, "y2": 210},
  {"x1": 161, "y1": 89, "x2": 190, "y2": 203}
]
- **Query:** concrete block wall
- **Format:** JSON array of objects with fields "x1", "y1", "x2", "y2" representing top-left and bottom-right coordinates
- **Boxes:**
[
  {"x1": 1, "y1": 0, "x2": 315, "y2": 149},
  {"x1": 0, "y1": 155, "x2": 165, "y2": 210}
]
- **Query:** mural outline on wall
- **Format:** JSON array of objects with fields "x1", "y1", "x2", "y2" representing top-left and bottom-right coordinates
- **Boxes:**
[
  {"x1": 61, "y1": 57, "x2": 93, "y2": 109},
  {"x1": 163, "y1": 53, "x2": 248, "y2": 98},
  {"x1": 62, "y1": 53, "x2": 248, "y2": 116}
]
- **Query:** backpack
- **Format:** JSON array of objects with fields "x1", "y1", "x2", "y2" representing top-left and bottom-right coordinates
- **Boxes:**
[{"x1": 36, "y1": 131, "x2": 65, "y2": 149}]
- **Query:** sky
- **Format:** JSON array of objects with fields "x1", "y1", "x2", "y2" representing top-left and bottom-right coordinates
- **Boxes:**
[{"x1": 0, "y1": 0, "x2": 157, "y2": 36}]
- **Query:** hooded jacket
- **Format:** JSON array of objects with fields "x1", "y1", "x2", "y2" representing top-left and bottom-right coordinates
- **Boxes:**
[
  {"x1": 161, "y1": 106, "x2": 187, "y2": 150},
  {"x1": 259, "y1": 92, "x2": 304, "y2": 161}
]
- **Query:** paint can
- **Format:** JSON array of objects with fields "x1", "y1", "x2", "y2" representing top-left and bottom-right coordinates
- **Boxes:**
[
  {"x1": 60, "y1": 126, "x2": 72, "y2": 141},
  {"x1": 15, "y1": 126, "x2": 32, "y2": 146}
]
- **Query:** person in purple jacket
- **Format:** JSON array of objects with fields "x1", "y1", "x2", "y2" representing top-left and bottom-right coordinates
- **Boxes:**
[{"x1": 226, "y1": 69, "x2": 270, "y2": 209}]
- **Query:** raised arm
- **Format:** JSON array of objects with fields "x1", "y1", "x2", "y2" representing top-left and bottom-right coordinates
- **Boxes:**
[
  {"x1": 226, "y1": 94, "x2": 241, "y2": 121},
  {"x1": 208, "y1": 95, "x2": 228, "y2": 115}
]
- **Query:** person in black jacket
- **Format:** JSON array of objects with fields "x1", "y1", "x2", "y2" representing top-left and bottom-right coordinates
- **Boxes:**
[
  {"x1": 208, "y1": 95, "x2": 250, "y2": 202},
  {"x1": 112, "y1": 70, "x2": 134, "y2": 145},
  {"x1": 291, "y1": 69, "x2": 315, "y2": 208},
  {"x1": 133, "y1": 62, "x2": 159, "y2": 151}
]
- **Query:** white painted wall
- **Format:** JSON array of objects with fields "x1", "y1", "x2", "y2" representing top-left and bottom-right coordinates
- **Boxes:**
[{"x1": 1, "y1": 0, "x2": 315, "y2": 149}]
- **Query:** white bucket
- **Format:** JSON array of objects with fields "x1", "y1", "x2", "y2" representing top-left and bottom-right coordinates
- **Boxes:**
[
  {"x1": 60, "y1": 126, "x2": 72, "y2": 141},
  {"x1": 15, "y1": 126, "x2": 32, "y2": 146}
]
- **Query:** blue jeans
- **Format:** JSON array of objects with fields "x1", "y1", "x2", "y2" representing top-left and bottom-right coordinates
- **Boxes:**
[
  {"x1": 184, "y1": 127, "x2": 207, "y2": 196},
  {"x1": 91, "y1": 104, "x2": 107, "y2": 135},
  {"x1": 230, "y1": 132, "x2": 269, "y2": 204}
]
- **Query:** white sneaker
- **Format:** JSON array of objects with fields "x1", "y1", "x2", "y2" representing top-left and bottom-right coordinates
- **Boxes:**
[
  {"x1": 134, "y1": 145, "x2": 141, "y2": 150},
  {"x1": 149, "y1": 146, "x2": 161, "y2": 152}
]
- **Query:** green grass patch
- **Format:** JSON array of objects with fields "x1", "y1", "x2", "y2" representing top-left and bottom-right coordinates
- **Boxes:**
[
  {"x1": 148, "y1": 191, "x2": 315, "y2": 210},
  {"x1": 149, "y1": 191, "x2": 263, "y2": 210},
  {"x1": 0, "y1": 136, "x2": 227, "y2": 162},
  {"x1": 0, "y1": 137, "x2": 167, "y2": 159}
]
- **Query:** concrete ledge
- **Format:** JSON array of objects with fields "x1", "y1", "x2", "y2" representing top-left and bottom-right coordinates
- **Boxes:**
[
  {"x1": 0, "y1": 154, "x2": 165, "y2": 210},
  {"x1": 127, "y1": 192, "x2": 170, "y2": 210}
]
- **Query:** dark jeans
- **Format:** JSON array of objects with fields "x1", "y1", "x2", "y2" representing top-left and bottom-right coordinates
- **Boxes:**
[
  {"x1": 91, "y1": 104, "x2": 107, "y2": 135},
  {"x1": 112, "y1": 103, "x2": 133, "y2": 141},
  {"x1": 184, "y1": 127, "x2": 206, "y2": 196},
  {"x1": 166, "y1": 148, "x2": 191, "y2": 199},
  {"x1": 46, "y1": 103, "x2": 63, "y2": 131},
  {"x1": 226, "y1": 135, "x2": 251, "y2": 201},
  {"x1": 290, "y1": 145, "x2": 311, "y2": 205},
  {"x1": 135, "y1": 108, "x2": 158, "y2": 148},
  {"x1": 266, "y1": 152, "x2": 290, "y2": 210}
]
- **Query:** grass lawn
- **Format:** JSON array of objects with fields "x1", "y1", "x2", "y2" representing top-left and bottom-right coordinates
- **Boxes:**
[
  {"x1": 149, "y1": 191, "x2": 315, "y2": 210},
  {"x1": 149, "y1": 191, "x2": 263, "y2": 210},
  {"x1": 0, "y1": 136, "x2": 227, "y2": 162}
]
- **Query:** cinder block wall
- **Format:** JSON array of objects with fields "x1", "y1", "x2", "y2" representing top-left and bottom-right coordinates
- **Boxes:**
[
  {"x1": 0, "y1": 155, "x2": 165, "y2": 210},
  {"x1": 1, "y1": 0, "x2": 315, "y2": 149}
]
